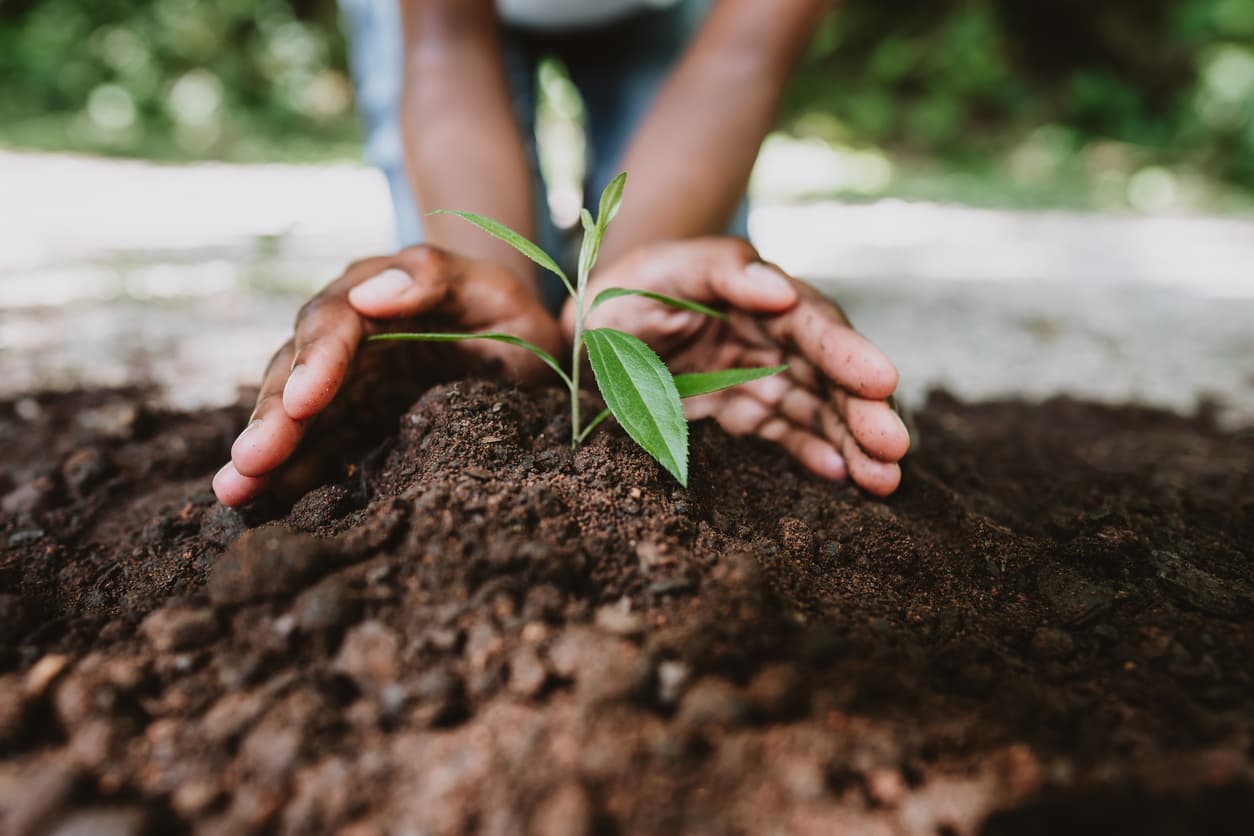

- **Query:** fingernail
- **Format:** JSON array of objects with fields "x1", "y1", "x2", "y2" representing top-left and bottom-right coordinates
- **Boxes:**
[
  {"x1": 348, "y1": 268, "x2": 412, "y2": 307},
  {"x1": 745, "y1": 262, "x2": 795, "y2": 302}
]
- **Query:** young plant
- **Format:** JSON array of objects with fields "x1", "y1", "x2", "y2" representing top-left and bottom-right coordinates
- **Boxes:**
[{"x1": 369, "y1": 173, "x2": 785, "y2": 487}]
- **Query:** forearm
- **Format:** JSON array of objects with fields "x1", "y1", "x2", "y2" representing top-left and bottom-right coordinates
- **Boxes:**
[
  {"x1": 601, "y1": 0, "x2": 829, "y2": 264},
  {"x1": 399, "y1": 0, "x2": 537, "y2": 288}
]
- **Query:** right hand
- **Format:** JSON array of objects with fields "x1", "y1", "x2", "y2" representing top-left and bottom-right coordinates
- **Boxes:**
[{"x1": 212, "y1": 245, "x2": 563, "y2": 507}]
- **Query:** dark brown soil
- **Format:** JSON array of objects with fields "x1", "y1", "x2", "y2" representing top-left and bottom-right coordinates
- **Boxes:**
[{"x1": 2, "y1": 380, "x2": 1252, "y2": 835}]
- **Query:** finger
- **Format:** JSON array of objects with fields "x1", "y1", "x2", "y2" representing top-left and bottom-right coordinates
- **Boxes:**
[
  {"x1": 831, "y1": 391, "x2": 911, "y2": 463},
  {"x1": 692, "y1": 245, "x2": 797, "y2": 312},
  {"x1": 839, "y1": 432, "x2": 902, "y2": 497},
  {"x1": 232, "y1": 343, "x2": 305, "y2": 478},
  {"x1": 212, "y1": 461, "x2": 269, "y2": 507},
  {"x1": 757, "y1": 417, "x2": 848, "y2": 481},
  {"x1": 346, "y1": 247, "x2": 455, "y2": 319},
  {"x1": 744, "y1": 384, "x2": 902, "y2": 495},
  {"x1": 709, "y1": 260, "x2": 798, "y2": 313},
  {"x1": 694, "y1": 392, "x2": 847, "y2": 481},
  {"x1": 769, "y1": 295, "x2": 899, "y2": 401},
  {"x1": 283, "y1": 295, "x2": 365, "y2": 420},
  {"x1": 812, "y1": 409, "x2": 902, "y2": 496}
]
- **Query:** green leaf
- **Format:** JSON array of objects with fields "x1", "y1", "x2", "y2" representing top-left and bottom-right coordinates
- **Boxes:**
[
  {"x1": 429, "y1": 210, "x2": 573, "y2": 296},
  {"x1": 597, "y1": 172, "x2": 627, "y2": 226},
  {"x1": 583, "y1": 328, "x2": 688, "y2": 486},
  {"x1": 368, "y1": 330, "x2": 571, "y2": 388},
  {"x1": 576, "y1": 218, "x2": 602, "y2": 292},
  {"x1": 588, "y1": 287, "x2": 726, "y2": 319},
  {"x1": 673, "y1": 365, "x2": 789, "y2": 399},
  {"x1": 579, "y1": 208, "x2": 595, "y2": 233}
]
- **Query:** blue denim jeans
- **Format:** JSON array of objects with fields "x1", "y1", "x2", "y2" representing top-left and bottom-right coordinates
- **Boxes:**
[{"x1": 338, "y1": 0, "x2": 748, "y2": 310}]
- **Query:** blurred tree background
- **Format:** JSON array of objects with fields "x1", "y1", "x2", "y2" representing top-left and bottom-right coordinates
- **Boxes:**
[{"x1": 1, "y1": 0, "x2": 1252, "y2": 211}]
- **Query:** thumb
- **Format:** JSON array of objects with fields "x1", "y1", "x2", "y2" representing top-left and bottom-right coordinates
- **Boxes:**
[
  {"x1": 680, "y1": 241, "x2": 797, "y2": 312},
  {"x1": 720, "y1": 261, "x2": 798, "y2": 313},
  {"x1": 347, "y1": 247, "x2": 454, "y2": 319}
]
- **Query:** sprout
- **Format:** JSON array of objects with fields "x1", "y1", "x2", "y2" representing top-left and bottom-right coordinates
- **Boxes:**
[{"x1": 370, "y1": 173, "x2": 785, "y2": 487}]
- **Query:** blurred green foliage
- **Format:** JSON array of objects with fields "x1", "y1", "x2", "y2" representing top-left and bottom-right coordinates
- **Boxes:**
[
  {"x1": 781, "y1": 0, "x2": 1254, "y2": 206},
  {"x1": 0, "y1": 0, "x2": 360, "y2": 161},
  {"x1": 1, "y1": 0, "x2": 1251, "y2": 206}
]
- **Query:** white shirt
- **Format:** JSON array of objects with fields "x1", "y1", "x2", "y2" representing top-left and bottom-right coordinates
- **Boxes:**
[{"x1": 496, "y1": 0, "x2": 683, "y2": 30}]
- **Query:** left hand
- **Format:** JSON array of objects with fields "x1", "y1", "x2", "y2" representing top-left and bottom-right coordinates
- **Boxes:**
[{"x1": 564, "y1": 238, "x2": 909, "y2": 496}]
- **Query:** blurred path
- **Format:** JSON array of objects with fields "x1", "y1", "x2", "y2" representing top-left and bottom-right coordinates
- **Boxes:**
[{"x1": 2, "y1": 150, "x2": 1252, "y2": 425}]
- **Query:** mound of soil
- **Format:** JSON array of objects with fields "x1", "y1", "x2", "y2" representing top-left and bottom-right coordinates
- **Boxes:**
[{"x1": 1, "y1": 380, "x2": 1252, "y2": 835}]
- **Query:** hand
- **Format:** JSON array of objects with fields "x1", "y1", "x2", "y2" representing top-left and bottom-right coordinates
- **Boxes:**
[
  {"x1": 213, "y1": 245, "x2": 563, "y2": 507},
  {"x1": 566, "y1": 238, "x2": 909, "y2": 496}
]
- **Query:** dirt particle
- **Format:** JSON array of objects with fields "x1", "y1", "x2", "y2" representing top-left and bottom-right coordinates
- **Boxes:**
[
  {"x1": 336, "y1": 620, "x2": 401, "y2": 698},
  {"x1": 293, "y1": 575, "x2": 358, "y2": 634},
  {"x1": 530, "y1": 781, "x2": 594, "y2": 836},
  {"x1": 1038, "y1": 567, "x2": 1114, "y2": 625},
  {"x1": 2, "y1": 756, "x2": 80, "y2": 836},
  {"x1": 207, "y1": 526, "x2": 337, "y2": 606},
  {"x1": 1030, "y1": 627, "x2": 1075, "y2": 661},
  {"x1": 2, "y1": 475, "x2": 55, "y2": 515},
  {"x1": 656, "y1": 660, "x2": 691, "y2": 705},
  {"x1": 866, "y1": 767, "x2": 908, "y2": 807},
  {"x1": 44, "y1": 806, "x2": 147, "y2": 836},
  {"x1": 200, "y1": 689, "x2": 272, "y2": 743},
  {"x1": 676, "y1": 677, "x2": 751, "y2": 730},
  {"x1": 508, "y1": 644, "x2": 548, "y2": 698},
  {"x1": 548, "y1": 628, "x2": 647, "y2": 705},
  {"x1": 464, "y1": 621, "x2": 502, "y2": 670},
  {"x1": 594, "y1": 599, "x2": 645, "y2": 637},
  {"x1": 23, "y1": 653, "x2": 70, "y2": 698},
  {"x1": 745, "y1": 662, "x2": 806, "y2": 719},
  {"x1": 140, "y1": 605, "x2": 217, "y2": 652},
  {"x1": 0, "y1": 675, "x2": 25, "y2": 742},
  {"x1": 779, "y1": 516, "x2": 817, "y2": 560},
  {"x1": 60, "y1": 447, "x2": 112, "y2": 497},
  {"x1": 199, "y1": 503, "x2": 246, "y2": 549}
]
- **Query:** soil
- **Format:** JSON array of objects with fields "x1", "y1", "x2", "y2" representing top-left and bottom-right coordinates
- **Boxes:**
[{"x1": 1, "y1": 379, "x2": 1252, "y2": 836}]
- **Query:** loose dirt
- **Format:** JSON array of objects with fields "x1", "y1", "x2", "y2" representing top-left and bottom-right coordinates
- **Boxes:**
[{"x1": 1, "y1": 380, "x2": 1251, "y2": 835}]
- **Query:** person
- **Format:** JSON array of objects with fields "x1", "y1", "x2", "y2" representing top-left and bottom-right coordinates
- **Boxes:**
[{"x1": 212, "y1": 0, "x2": 910, "y2": 507}]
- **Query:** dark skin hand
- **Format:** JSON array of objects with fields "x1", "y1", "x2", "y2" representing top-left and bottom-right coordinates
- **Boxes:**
[
  {"x1": 213, "y1": 245, "x2": 562, "y2": 507},
  {"x1": 568, "y1": 239, "x2": 909, "y2": 496},
  {"x1": 213, "y1": 239, "x2": 908, "y2": 506}
]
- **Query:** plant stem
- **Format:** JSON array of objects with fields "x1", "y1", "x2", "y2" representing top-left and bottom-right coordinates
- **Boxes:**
[
  {"x1": 570, "y1": 286, "x2": 585, "y2": 448},
  {"x1": 575, "y1": 408, "x2": 611, "y2": 444}
]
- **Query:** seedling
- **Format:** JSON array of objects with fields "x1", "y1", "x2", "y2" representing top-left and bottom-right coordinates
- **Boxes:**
[{"x1": 369, "y1": 173, "x2": 785, "y2": 487}]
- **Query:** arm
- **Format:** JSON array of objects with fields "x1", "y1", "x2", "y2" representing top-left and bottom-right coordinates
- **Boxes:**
[
  {"x1": 398, "y1": 0, "x2": 539, "y2": 289},
  {"x1": 600, "y1": 0, "x2": 829, "y2": 264}
]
